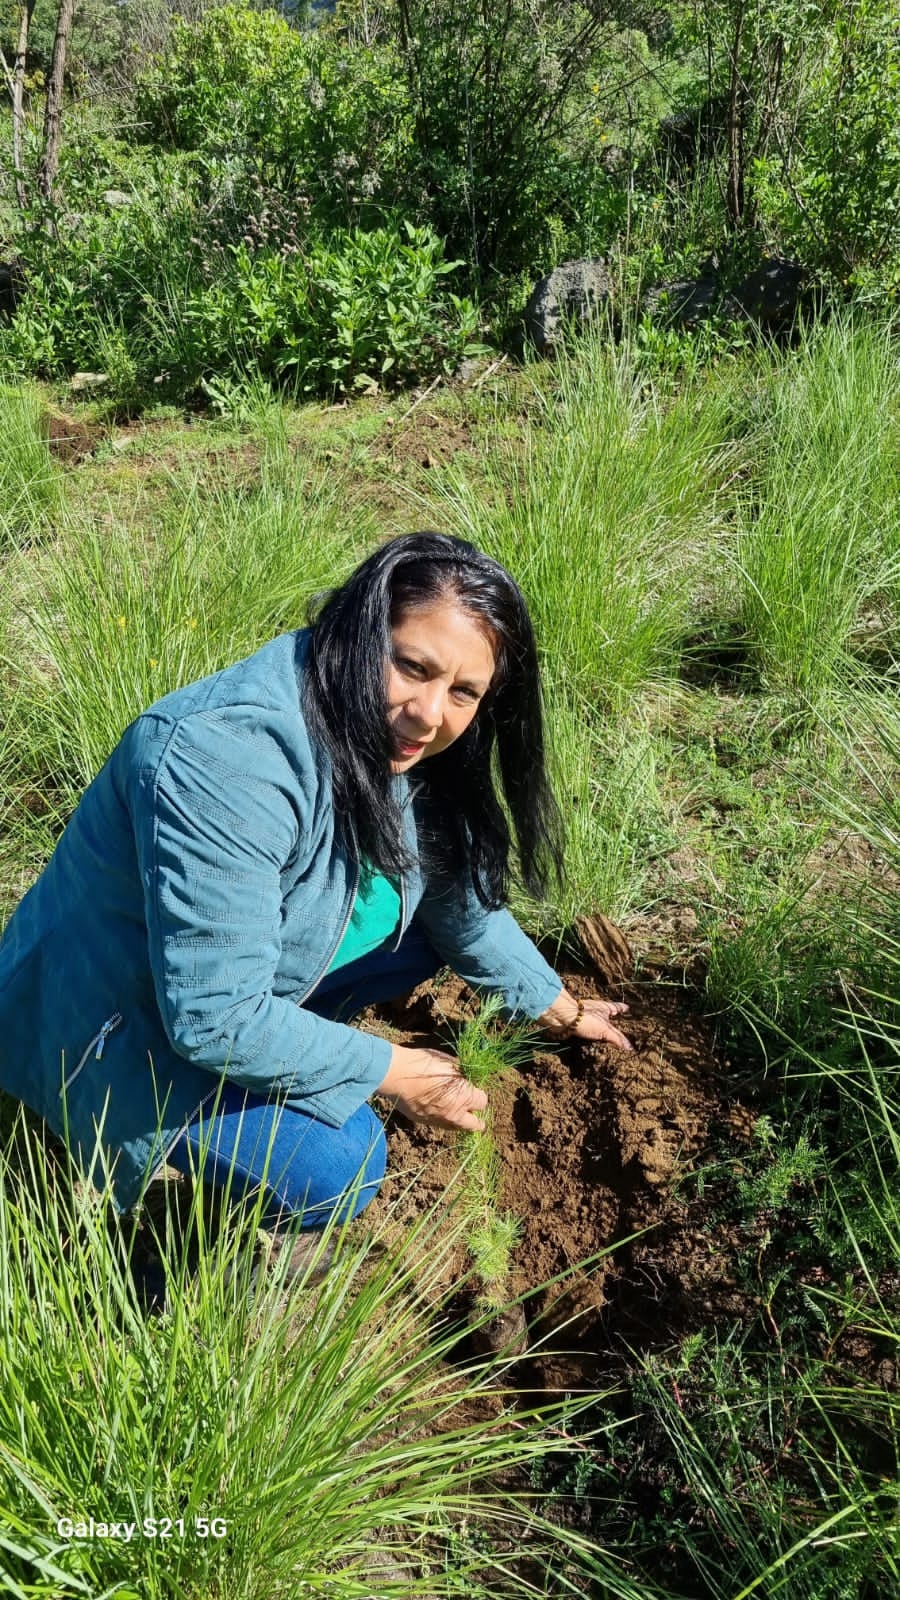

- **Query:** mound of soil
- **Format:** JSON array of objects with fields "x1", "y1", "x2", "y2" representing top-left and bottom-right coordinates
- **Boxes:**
[
  {"x1": 45, "y1": 411, "x2": 102, "y2": 463},
  {"x1": 364, "y1": 953, "x2": 755, "y2": 1388}
]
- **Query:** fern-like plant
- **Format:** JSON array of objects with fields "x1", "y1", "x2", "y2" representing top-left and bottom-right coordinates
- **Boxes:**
[{"x1": 453, "y1": 994, "x2": 536, "y2": 1316}]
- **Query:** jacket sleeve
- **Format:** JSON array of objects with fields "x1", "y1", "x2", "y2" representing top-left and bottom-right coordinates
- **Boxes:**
[
  {"x1": 129, "y1": 710, "x2": 392, "y2": 1126},
  {"x1": 413, "y1": 871, "x2": 564, "y2": 1020}
]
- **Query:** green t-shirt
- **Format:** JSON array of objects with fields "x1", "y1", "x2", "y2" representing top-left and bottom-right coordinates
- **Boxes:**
[{"x1": 324, "y1": 859, "x2": 402, "y2": 974}]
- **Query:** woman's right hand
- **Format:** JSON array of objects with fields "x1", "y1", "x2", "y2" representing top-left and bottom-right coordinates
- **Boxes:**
[{"x1": 376, "y1": 1044, "x2": 488, "y2": 1133}]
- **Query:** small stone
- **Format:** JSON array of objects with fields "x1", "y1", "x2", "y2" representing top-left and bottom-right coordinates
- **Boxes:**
[{"x1": 70, "y1": 372, "x2": 109, "y2": 392}]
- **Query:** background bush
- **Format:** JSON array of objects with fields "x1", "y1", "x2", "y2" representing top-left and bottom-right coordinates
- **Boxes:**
[{"x1": 4, "y1": 0, "x2": 900, "y2": 391}]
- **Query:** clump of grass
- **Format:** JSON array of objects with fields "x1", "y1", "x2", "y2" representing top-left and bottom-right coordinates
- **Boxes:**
[
  {"x1": 454, "y1": 994, "x2": 536, "y2": 1314},
  {"x1": 0, "y1": 383, "x2": 62, "y2": 547},
  {"x1": 424, "y1": 333, "x2": 736, "y2": 713},
  {"x1": 734, "y1": 316, "x2": 900, "y2": 705},
  {"x1": 518, "y1": 695, "x2": 673, "y2": 950},
  {"x1": 0, "y1": 1099, "x2": 638, "y2": 1600},
  {"x1": 1, "y1": 443, "x2": 371, "y2": 836}
]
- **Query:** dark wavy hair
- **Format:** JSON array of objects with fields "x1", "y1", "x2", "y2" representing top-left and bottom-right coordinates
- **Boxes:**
[{"x1": 303, "y1": 531, "x2": 564, "y2": 908}]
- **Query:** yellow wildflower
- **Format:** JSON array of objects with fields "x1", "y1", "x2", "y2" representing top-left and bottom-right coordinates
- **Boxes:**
[
  {"x1": 149, "y1": 658, "x2": 158, "y2": 668},
  {"x1": 116, "y1": 615, "x2": 126, "y2": 629}
]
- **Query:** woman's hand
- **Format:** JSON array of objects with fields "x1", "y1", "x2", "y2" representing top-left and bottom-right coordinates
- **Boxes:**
[
  {"x1": 538, "y1": 990, "x2": 633, "y2": 1052},
  {"x1": 377, "y1": 1044, "x2": 488, "y2": 1132}
]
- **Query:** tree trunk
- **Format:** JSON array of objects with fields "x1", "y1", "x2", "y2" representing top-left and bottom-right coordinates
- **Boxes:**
[
  {"x1": 37, "y1": 0, "x2": 77, "y2": 207},
  {"x1": 725, "y1": 1, "x2": 746, "y2": 231},
  {"x1": 1, "y1": 3, "x2": 34, "y2": 209}
]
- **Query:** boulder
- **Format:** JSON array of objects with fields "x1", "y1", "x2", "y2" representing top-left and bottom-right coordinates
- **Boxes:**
[
  {"x1": 731, "y1": 256, "x2": 808, "y2": 328},
  {"x1": 641, "y1": 274, "x2": 724, "y2": 328},
  {"x1": 523, "y1": 258, "x2": 615, "y2": 355},
  {"x1": 70, "y1": 372, "x2": 109, "y2": 392},
  {"x1": 657, "y1": 99, "x2": 727, "y2": 171},
  {"x1": 601, "y1": 143, "x2": 630, "y2": 176},
  {"x1": 103, "y1": 188, "x2": 133, "y2": 209},
  {"x1": 0, "y1": 258, "x2": 23, "y2": 318}
]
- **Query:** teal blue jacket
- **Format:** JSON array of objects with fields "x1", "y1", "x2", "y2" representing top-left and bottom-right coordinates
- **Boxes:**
[{"x1": 0, "y1": 630, "x2": 563, "y2": 1211}]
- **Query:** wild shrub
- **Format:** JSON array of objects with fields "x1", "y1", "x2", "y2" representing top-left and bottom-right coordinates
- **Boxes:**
[
  {"x1": 135, "y1": 4, "x2": 411, "y2": 231},
  {"x1": 754, "y1": 0, "x2": 900, "y2": 307},
  {"x1": 2, "y1": 171, "x2": 481, "y2": 399}
]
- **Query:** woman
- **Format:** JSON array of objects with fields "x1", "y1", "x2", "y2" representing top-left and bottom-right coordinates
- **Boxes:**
[{"x1": 0, "y1": 532, "x2": 630, "y2": 1244}]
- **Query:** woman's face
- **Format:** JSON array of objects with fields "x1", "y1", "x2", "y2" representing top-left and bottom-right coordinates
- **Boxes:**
[{"x1": 386, "y1": 597, "x2": 496, "y2": 772}]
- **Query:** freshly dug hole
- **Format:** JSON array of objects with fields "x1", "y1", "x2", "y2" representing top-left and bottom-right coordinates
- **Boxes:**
[{"x1": 365, "y1": 957, "x2": 747, "y2": 1388}]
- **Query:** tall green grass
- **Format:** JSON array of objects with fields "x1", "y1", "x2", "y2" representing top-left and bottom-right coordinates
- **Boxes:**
[
  {"x1": 0, "y1": 1110, "x2": 646, "y2": 1600},
  {"x1": 0, "y1": 383, "x2": 62, "y2": 547},
  {"x1": 621, "y1": 996, "x2": 900, "y2": 1600},
  {"x1": 618, "y1": 698, "x2": 900, "y2": 1598},
  {"x1": 734, "y1": 318, "x2": 900, "y2": 704},
  {"x1": 423, "y1": 336, "x2": 737, "y2": 712},
  {"x1": 519, "y1": 699, "x2": 673, "y2": 945},
  {"x1": 1, "y1": 434, "x2": 371, "y2": 842}
]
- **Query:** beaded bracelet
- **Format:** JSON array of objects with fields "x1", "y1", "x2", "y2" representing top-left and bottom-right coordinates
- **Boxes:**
[{"x1": 568, "y1": 997, "x2": 585, "y2": 1034}]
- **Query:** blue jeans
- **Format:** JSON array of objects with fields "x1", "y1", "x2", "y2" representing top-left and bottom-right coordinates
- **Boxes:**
[{"x1": 165, "y1": 922, "x2": 441, "y2": 1229}]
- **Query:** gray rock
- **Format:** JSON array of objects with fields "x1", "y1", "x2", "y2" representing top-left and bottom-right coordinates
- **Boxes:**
[
  {"x1": 70, "y1": 372, "x2": 110, "y2": 392},
  {"x1": 657, "y1": 99, "x2": 727, "y2": 170},
  {"x1": 601, "y1": 143, "x2": 630, "y2": 176},
  {"x1": 642, "y1": 275, "x2": 723, "y2": 327},
  {"x1": 731, "y1": 256, "x2": 808, "y2": 327},
  {"x1": 523, "y1": 257, "x2": 615, "y2": 355},
  {"x1": 103, "y1": 188, "x2": 133, "y2": 208},
  {"x1": 0, "y1": 259, "x2": 23, "y2": 318}
]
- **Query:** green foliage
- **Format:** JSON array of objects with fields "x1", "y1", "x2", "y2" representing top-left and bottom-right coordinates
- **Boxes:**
[
  {"x1": 522, "y1": 706, "x2": 673, "y2": 943},
  {"x1": 135, "y1": 4, "x2": 410, "y2": 229},
  {"x1": 754, "y1": 0, "x2": 900, "y2": 304},
  {"x1": 334, "y1": 0, "x2": 635, "y2": 277},
  {"x1": 0, "y1": 434, "x2": 371, "y2": 834},
  {"x1": 733, "y1": 317, "x2": 900, "y2": 702},
  {"x1": 1, "y1": 0, "x2": 132, "y2": 86},
  {"x1": 735, "y1": 1117, "x2": 826, "y2": 1216},
  {"x1": 1, "y1": 154, "x2": 481, "y2": 398},
  {"x1": 426, "y1": 334, "x2": 737, "y2": 710}
]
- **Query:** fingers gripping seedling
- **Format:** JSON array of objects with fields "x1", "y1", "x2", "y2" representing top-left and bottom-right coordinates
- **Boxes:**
[{"x1": 452, "y1": 995, "x2": 536, "y2": 1323}]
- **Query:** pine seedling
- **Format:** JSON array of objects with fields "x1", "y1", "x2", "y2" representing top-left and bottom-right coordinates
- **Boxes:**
[{"x1": 453, "y1": 994, "x2": 536, "y2": 1314}]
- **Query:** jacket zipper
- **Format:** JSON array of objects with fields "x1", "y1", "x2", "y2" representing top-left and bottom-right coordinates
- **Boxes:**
[{"x1": 61, "y1": 1011, "x2": 123, "y2": 1094}]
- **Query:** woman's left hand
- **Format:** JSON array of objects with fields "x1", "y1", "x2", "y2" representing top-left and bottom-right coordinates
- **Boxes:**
[{"x1": 538, "y1": 991, "x2": 633, "y2": 1052}]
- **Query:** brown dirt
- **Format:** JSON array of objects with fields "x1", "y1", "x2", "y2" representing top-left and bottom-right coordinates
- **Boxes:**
[
  {"x1": 363, "y1": 954, "x2": 754, "y2": 1388},
  {"x1": 45, "y1": 411, "x2": 103, "y2": 463},
  {"x1": 381, "y1": 407, "x2": 476, "y2": 472}
]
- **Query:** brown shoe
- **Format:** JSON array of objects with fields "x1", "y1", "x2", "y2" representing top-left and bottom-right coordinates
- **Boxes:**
[{"x1": 256, "y1": 1225, "x2": 337, "y2": 1288}]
